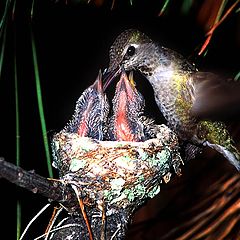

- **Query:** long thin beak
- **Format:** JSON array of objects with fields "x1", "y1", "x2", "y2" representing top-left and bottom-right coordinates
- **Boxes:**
[{"x1": 103, "y1": 66, "x2": 121, "y2": 91}]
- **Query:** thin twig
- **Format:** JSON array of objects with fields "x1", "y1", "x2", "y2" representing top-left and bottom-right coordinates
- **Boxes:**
[
  {"x1": 71, "y1": 184, "x2": 94, "y2": 240},
  {"x1": 19, "y1": 203, "x2": 51, "y2": 240},
  {"x1": 44, "y1": 207, "x2": 63, "y2": 240},
  {"x1": 100, "y1": 202, "x2": 106, "y2": 240},
  {"x1": 34, "y1": 223, "x2": 82, "y2": 240}
]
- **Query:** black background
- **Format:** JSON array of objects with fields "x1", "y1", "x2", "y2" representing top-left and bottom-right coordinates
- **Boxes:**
[{"x1": 0, "y1": 0, "x2": 240, "y2": 239}]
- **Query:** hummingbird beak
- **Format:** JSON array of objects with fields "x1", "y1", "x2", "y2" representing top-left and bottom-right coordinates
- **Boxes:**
[{"x1": 102, "y1": 66, "x2": 122, "y2": 91}]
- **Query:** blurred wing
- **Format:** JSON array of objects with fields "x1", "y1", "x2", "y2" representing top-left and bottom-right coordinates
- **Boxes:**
[{"x1": 191, "y1": 72, "x2": 240, "y2": 121}]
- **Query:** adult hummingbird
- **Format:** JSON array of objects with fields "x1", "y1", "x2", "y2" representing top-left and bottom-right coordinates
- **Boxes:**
[
  {"x1": 104, "y1": 28, "x2": 240, "y2": 171},
  {"x1": 63, "y1": 70, "x2": 110, "y2": 141}
]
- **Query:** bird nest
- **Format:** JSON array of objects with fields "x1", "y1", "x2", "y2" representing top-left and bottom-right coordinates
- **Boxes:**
[{"x1": 52, "y1": 124, "x2": 183, "y2": 213}]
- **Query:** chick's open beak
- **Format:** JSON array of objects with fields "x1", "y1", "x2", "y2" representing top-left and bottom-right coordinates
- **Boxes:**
[
  {"x1": 116, "y1": 70, "x2": 136, "y2": 101},
  {"x1": 92, "y1": 69, "x2": 103, "y2": 93},
  {"x1": 111, "y1": 70, "x2": 140, "y2": 142}
]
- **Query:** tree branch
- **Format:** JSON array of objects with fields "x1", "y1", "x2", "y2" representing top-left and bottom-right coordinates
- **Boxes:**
[{"x1": 0, "y1": 157, "x2": 74, "y2": 205}]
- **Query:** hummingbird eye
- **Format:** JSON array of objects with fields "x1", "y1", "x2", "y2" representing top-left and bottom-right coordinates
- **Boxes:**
[{"x1": 126, "y1": 45, "x2": 136, "y2": 56}]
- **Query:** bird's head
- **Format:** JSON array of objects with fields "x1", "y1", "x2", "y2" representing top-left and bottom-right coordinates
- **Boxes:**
[
  {"x1": 108, "y1": 29, "x2": 152, "y2": 71},
  {"x1": 103, "y1": 29, "x2": 153, "y2": 90}
]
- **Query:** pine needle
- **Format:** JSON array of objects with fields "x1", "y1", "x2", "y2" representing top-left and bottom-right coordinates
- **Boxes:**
[
  {"x1": 12, "y1": 0, "x2": 16, "y2": 20},
  {"x1": 14, "y1": 36, "x2": 20, "y2": 167},
  {"x1": 198, "y1": 0, "x2": 240, "y2": 55},
  {"x1": 14, "y1": 28, "x2": 21, "y2": 239},
  {"x1": 31, "y1": 0, "x2": 35, "y2": 19},
  {"x1": 31, "y1": 30, "x2": 53, "y2": 178},
  {"x1": 0, "y1": 22, "x2": 7, "y2": 79},
  {"x1": 158, "y1": 0, "x2": 171, "y2": 16},
  {"x1": 0, "y1": 0, "x2": 10, "y2": 33},
  {"x1": 17, "y1": 201, "x2": 21, "y2": 240},
  {"x1": 215, "y1": 0, "x2": 229, "y2": 23}
]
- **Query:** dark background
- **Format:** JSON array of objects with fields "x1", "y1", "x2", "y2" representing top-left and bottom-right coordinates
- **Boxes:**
[{"x1": 0, "y1": 0, "x2": 239, "y2": 239}]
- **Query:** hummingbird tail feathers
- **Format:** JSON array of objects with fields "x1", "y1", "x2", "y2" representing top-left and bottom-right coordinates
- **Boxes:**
[{"x1": 205, "y1": 141, "x2": 240, "y2": 171}]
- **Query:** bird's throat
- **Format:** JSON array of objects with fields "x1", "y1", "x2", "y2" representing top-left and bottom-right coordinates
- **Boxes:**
[{"x1": 115, "y1": 91, "x2": 137, "y2": 142}]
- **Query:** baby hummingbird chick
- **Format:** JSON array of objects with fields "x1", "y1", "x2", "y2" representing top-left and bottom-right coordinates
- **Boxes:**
[
  {"x1": 64, "y1": 70, "x2": 110, "y2": 141},
  {"x1": 108, "y1": 70, "x2": 145, "y2": 142}
]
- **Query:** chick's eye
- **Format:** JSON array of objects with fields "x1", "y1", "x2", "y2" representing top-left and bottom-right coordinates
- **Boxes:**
[{"x1": 127, "y1": 45, "x2": 135, "y2": 56}]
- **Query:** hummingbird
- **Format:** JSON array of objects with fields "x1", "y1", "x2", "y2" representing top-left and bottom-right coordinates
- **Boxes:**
[
  {"x1": 63, "y1": 70, "x2": 110, "y2": 141},
  {"x1": 104, "y1": 28, "x2": 240, "y2": 171},
  {"x1": 108, "y1": 69, "x2": 159, "y2": 142}
]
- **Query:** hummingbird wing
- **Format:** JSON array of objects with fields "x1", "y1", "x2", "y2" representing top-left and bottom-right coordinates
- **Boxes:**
[
  {"x1": 190, "y1": 72, "x2": 240, "y2": 121},
  {"x1": 204, "y1": 140, "x2": 240, "y2": 171}
]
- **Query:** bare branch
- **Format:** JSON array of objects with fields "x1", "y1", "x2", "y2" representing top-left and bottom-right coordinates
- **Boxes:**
[{"x1": 0, "y1": 157, "x2": 73, "y2": 205}]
